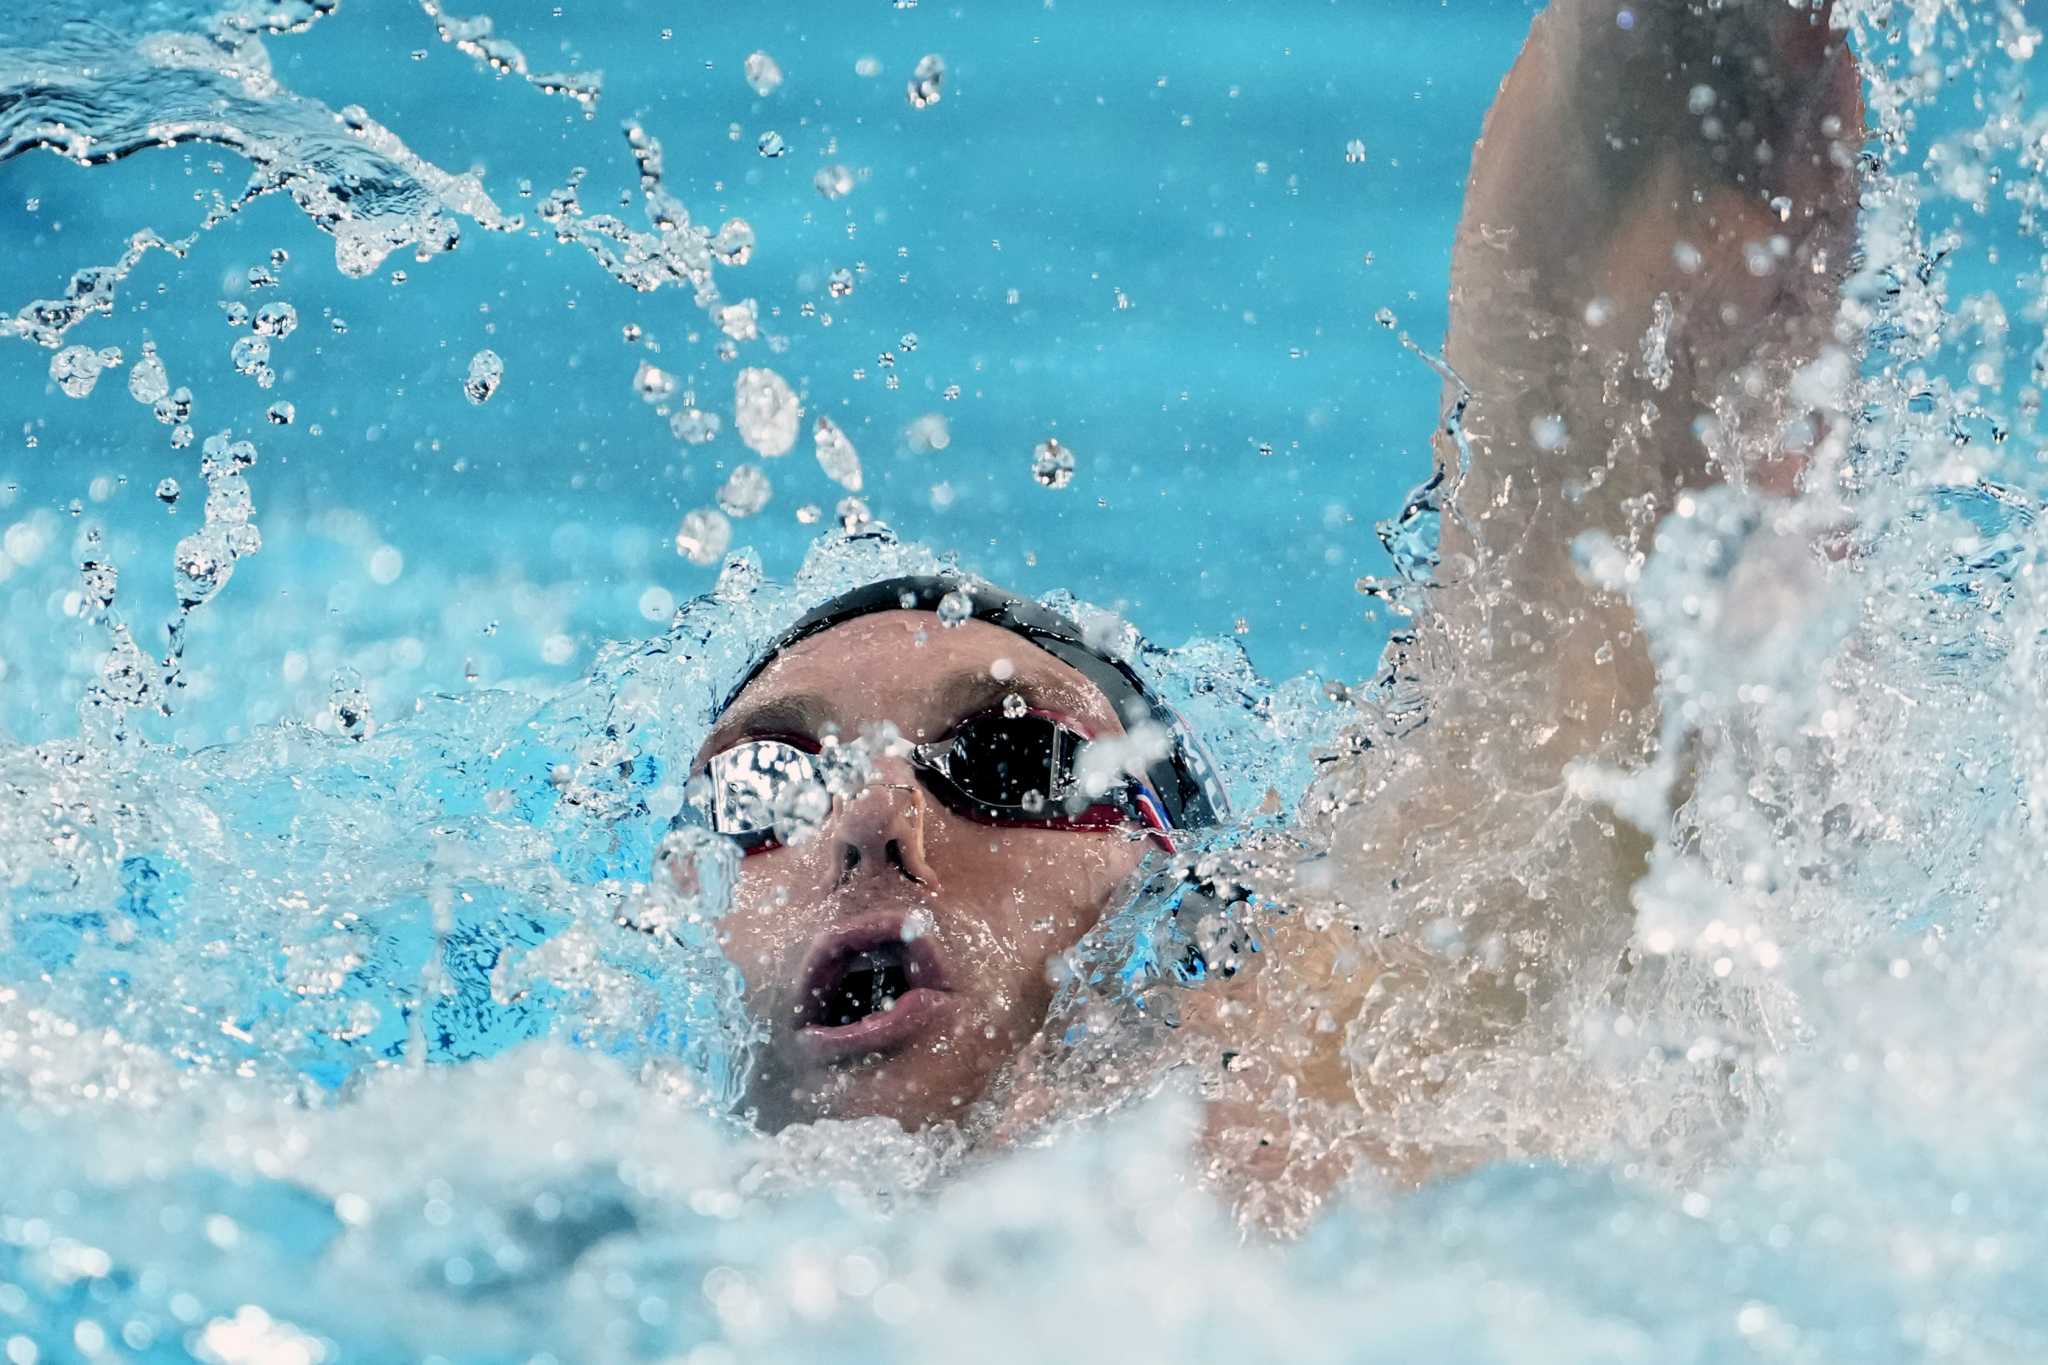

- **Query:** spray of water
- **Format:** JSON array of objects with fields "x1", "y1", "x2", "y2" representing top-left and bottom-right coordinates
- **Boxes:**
[{"x1": 6, "y1": 0, "x2": 2048, "y2": 1359}]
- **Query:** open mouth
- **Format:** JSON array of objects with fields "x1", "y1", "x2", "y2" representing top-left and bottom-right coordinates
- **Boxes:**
[{"x1": 794, "y1": 915, "x2": 953, "y2": 1063}]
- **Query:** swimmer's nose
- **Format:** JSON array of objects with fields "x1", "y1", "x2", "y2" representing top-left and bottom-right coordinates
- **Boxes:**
[{"x1": 833, "y1": 759, "x2": 940, "y2": 889}]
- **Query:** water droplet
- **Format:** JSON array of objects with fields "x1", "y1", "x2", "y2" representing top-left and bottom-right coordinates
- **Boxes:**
[
  {"x1": 633, "y1": 361, "x2": 677, "y2": 403},
  {"x1": 50, "y1": 344, "x2": 119, "y2": 399},
  {"x1": 328, "y1": 667, "x2": 371, "y2": 742},
  {"x1": 907, "y1": 53, "x2": 945, "y2": 109},
  {"x1": 155, "y1": 478, "x2": 181, "y2": 508},
  {"x1": 827, "y1": 267, "x2": 855, "y2": 299},
  {"x1": 734, "y1": 367, "x2": 801, "y2": 456},
  {"x1": 905, "y1": 413, "x2": 950, "y2": 453},
  {"x1": 814, "y1": 164, "x2": 855, "y2": 200},
  {"x1": 173, "y1": 529, "x2": 235, "y2": 607},
  {"x1": 936, "y1": 587, "x2": 972, "y2": 627},
  {"x1": 80, "y1": 555, "x2": 118, "y2": 612},
  {"x1": 1002, "y1": 692, "x2": 1028, "y2": 719},
  {"x1": 756, "y1": 130, "x2": 787, "y2": 158},
  {"x1": 252, "y1": 301, "x2": 298, "y2": 338},
  {"x1": 229, "y1": 334, "x2": 271, "y2": 381},
  {"x1": 718, "y1": 299, "x2": 759, "y2": 342},
  {"x1": 127, "y1": 342, "x2": 169, "y2": 405},
  {"x1": 153, "y1": 386, "x2": 193, "y2": 426},
  {"x1": 1344, "y1": 137, "x2": 1367, "y2": 164},
  {"x1": 1031, "y1": 437, "x2": 1075, "y2": 489},
  {"x1": 464, "y1": 348, "x2": 504, "y2": 404},
  {"x1": 267, "y1": 401, "x2": 296, "y2": 425},
  {"x1": 670, "y1": 407, "x2": 721, "y2": 444},
  {"x1": 814, "y1": 415, "x2": 863, "y2": 490},
  {"x1": 713, "y1": 218, "x2": 755, "y2": 267},
  {"x1": 835, "y1": 496, "x2": 873, "y2": 532},
  {"x1": 717, "y1": 463, "x2": 773, "y2": 517},
  {"x1": 744, "y1": 50, "x2": 783, "y2": 97},
  {"x1": 675, "y1": 507, "x2": 732, "y2": 565}
]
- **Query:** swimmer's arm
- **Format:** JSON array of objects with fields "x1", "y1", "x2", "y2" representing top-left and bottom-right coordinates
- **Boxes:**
[
  {"x1": 1430, "y1": 0, "x2": 1863, "y2": 762},
  {"x1": 1186, "y1": 1, "x2": 1869, "y2": 1218}
]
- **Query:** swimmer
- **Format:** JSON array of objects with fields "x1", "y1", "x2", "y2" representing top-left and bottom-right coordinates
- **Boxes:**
[
  {"x1": 669, "y1": 0, "x2": 1865, "y2": 1207},
  {"x1": 676, "y1": 578, "x2": 1226, "y2": 1131}
]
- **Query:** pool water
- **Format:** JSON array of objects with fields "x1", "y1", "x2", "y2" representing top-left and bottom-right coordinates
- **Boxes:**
[{"x1": 6, "y1": 0, "x2": 2048, "y2": 1361}]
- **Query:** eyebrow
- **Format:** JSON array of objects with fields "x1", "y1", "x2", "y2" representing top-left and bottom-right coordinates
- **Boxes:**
[
  {"x1": 930, "y1": 668, "x2": 1022, "y2": 723},
  {"x1": 929, "y1": 665, "x2": 1108, "y2": 735}
]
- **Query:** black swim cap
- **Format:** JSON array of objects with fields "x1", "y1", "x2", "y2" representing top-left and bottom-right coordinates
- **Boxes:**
[{"x1": 720, "y1": 574, "x2": 1229, "y2": 831}]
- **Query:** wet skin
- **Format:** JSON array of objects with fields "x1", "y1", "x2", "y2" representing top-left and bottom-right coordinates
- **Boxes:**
[{"x1": 683, "y1": 610, "x2": 1150, "y2": 1133}]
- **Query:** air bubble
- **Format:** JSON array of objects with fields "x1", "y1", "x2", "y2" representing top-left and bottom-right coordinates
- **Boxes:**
[
  {"x1": 795, "y1": 503, "x2": 821, "y2": 524},
  {"x1": 267, "y1": 402, "x2": 296, "y2": 425},
  {"x1": 464, "y1": 349, "x2": 504, "y2": 405},
  {"x1": 675, "y1": 507, "x2": 732, "y2": 565},
  {"x1": 814, "y1": 415, "x2": 863, "y2": 490},
  {"x1": 1344, "y1": 138, "x2": 1367, "y2": 164},
  {"x1": 744, "y1": 51, "x2": 783, "y2": 97},
  {"x1": 827, "y1": 268, "x2": 855, "y2": 299},
  {"x1": 155, "y1": 478, "x2": 180, "y2": 508},
  {"x1": 1002, "y1": 692, "x2": 1028, "y2": 719},
  {"x1": 1031, "y1": 437, "x2": 1076, "y2": 489},
  {"x1": 756, "y1": 131, "x2": 787, "y2": 159},
  {"x1": 907, "y1": 53, "x2": 945, "y2": 109}
]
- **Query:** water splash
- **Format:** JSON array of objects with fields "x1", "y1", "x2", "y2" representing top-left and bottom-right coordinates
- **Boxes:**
[{"x1": 7, "y1": 0, "x2": 2048, "y2": 1358}]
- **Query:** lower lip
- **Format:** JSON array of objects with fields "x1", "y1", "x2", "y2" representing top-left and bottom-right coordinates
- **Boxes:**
[{"x1": 796, "y1": 987, "x2": 955, "y2": 1063}]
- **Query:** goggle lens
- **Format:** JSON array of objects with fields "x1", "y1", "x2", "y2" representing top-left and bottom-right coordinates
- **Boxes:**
[{"x1": 683, "y1": 712, "x2": 1141, "y2": 850}]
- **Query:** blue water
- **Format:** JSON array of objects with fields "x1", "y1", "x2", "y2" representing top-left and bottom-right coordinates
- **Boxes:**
[
  {"x1": 9, "y1": 1, "x2": 2048, "y2": 1362},
  {"x1": 0, "y1": 0, "x2": 1525, "y2": 746}
]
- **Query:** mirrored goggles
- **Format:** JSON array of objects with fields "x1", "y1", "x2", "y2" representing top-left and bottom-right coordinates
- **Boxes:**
[{"x1": 682, "y1": 709, "x2": 1175, "y2": 854}]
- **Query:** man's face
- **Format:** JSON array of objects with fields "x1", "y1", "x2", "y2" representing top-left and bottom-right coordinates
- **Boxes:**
[{"x1": 687, "y1": 610, "x2": 1151, "y2": 1132}]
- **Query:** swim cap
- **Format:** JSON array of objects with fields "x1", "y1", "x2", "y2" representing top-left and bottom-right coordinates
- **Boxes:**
[{"x1": 720, "y1": 574, "x2": 1229, "y2": 831}]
